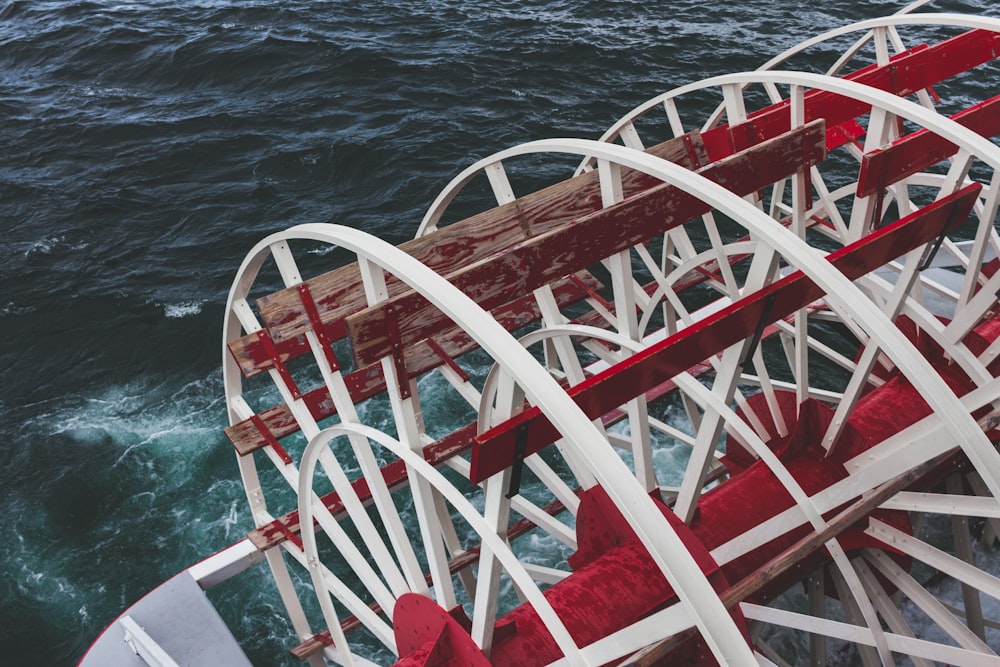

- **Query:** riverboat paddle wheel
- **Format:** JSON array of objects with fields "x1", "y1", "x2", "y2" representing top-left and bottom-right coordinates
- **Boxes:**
[{"x1": 223, "y1": 8, "x2": 1000, "y2": 666}]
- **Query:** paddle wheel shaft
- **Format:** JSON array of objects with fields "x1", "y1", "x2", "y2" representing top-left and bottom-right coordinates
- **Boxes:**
[{"x1": 223, "y1": 7, "x2": 1000, "y2": 666}]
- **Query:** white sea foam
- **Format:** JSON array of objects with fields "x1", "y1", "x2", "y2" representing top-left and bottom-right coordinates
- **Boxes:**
[
  {"x1": 164, "y1": 300, "x2": 204, "y2": 318},
  {"x1": 0, "y1": 301, "x2": 36, "y2": 316},
  {"x1": 22, "y1": 235, "x2": 88, "y2": 258}
]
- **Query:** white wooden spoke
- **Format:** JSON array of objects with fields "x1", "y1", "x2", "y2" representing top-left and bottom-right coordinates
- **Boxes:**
[
  {"x1": 674, "y1": 345, "x2": 747, "y2": 523},
  {"x1": 342, "y1": 434, "x2": 429, "y2": 594},
  {"x1": 823, "y1": 244, "x2": 926, "y2": 454},
  {"x1": 432, "y1": 359, "x2": 483, "y2": 409},
  {"x1": 472, "y1": 367, "x2": 522, "y2": 655},
  {"x1": 485, "y1": 160, "x2": 516, "y2": 205},
  {"x1": 314, "y1": 445, "x2": 411, "y2": 600},
  {"x1": 533, "y1": 285, "x2": 586, "y2": 381},
  {"x1": 523, "y1": 454, "x2": 581, "y2": 515},
  {"x1": 810, "y1": 166, "x2": 852, "y2": 239},
  {"x1": 866, "y1": 520, "x2": 1000, "y2": 607},
  {"x1": 619, "y1": 121, "x2": 644, "y2": 151},
  {"x1": 827, "y1": 546, "x2": 893, "y2": 666},
  {"x1": 432, "y1": 490, "x2": 478, "y2": 600},
  {"x1": 738, "y1": 375, "x2": 844, "y2": 405},
  {"x1": 829, "y1": 568, "x2": 880, "y2": 667},
  {"x1": 508, "y1": 492, "x2": 576, "y2": 549},
  {"x1": 472, "y1": 470, "x2": 513, "y2": 654},
  {"x1": 981, "y1": 335, "x2": 1000, "y2": 369},
  {"x1": 880, "y1": 491, "x2": 1000, "y2": 518},
  {"x1": 936, "y1": 148, "x2": 976, "y2": 201},
  {"x1": 860, "y1": 273, "x2": 994, "y2": 388},
  {"x1": 862, "y1": 547, "x2": 996, "y2": 655},
  {"x1": 522, "y1": 563, "x2": 570, "y2": 585},
  {"x1": 853, "y1": 556, "x2": 936, "y2": 667},
  {"x1": 741, "y1": 602, "x2": 1000, "y2": 667},
  {"x1": 722, "y1": 82, "x2": 748, "y2": 125},
  {"x1": 749, "y1": 346, "x2": 788, "y2": 438},
  {"x1": 948, "y1": 255, "x2": 1000, "y2": 344},
  {"x1": 261, "y1": 548, "x2": 320, "y2": 658},
  {"x1": 767, "y1": 178, "x2": 789, "y2": 220},
  {"x1": 947, "y1": 473, "x2": 988, "y2": 640},
  {"x1": 705, "y1": 213, "x2": 742, "y2": 297},
  {"x1": 751, "y1": 636, "x2": 792, "y2": 667},
  {"x1": 847, "y1": 108, "x2": 895, "y2": 241},
  {"x1": 663, "y1": 97, "x2": 684, "y2": 137},
  {"x1": 961, "y1": 174, "x2": 1000, "y2": 308},
  {"x1": 268, "y1": 239, "x2": 303, "y2": 287},
  {"x1": 647, "y1": 415, "x2": 696, "y2": 449}
]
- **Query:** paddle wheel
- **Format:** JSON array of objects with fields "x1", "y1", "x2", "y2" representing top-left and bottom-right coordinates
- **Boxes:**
[{"x1": 223, "y1": 7, "x2": 1000, "y2": 666}]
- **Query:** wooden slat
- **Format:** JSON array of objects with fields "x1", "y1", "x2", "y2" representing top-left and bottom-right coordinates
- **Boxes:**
[
  {"x1": 469, "y1": 183, "x2": 982, "y2": 483},
  {"x1": 225, "y1": 130, "x2": 708, "y2": 380},
  {"x1": 347, "y1": 120, "x2": 828, "y2": 367},
  {"x1": 698, "y1": 29, "x2": 1000, "y2": 162},
  {"x1": 857, "y1": 94, "x2": 1000, "y2": 197},
  {"x1": 225, "y1": 274, "x2": 599, "y2": 455}
]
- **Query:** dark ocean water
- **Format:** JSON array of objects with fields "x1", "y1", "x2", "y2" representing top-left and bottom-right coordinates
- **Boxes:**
[{"x1": 2, "y1": 1, "x2": 999, "y2": 664}]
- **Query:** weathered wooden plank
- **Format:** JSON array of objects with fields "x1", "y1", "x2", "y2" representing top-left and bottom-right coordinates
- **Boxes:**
[
  {"x1": 226, "y1": 132, "x2": 704, "y2": 380},
  {"x1": 347, "y1": 120, "x2": 828, "y2": 368},
  {"x1": 699, "y1": 29, "x2": 1000, "y2": 162},
  {"x1": 469, "y1": 183, "x2": 982, "y2": 483},
  {"x1": 226, "y1": 274, "x2": 600, "y2": 455},
  {"x1": 857, "y1": 94, "x2": 1000, "y2": 197},
  {"x1": 240, "y1": 132, "x2": 706, "y2": 353}
]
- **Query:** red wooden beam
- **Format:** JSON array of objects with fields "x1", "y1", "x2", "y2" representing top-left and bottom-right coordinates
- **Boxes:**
[
  {"x1": 227, "y1": 132, "x2": 708, "y2": 379},
  {"x1": 857, "y1": 94, "x2": 1000, "y2": 197},
  {"x1": 469, "y1": 183, "x2": 982, "y2": 483},
  {"x1": 700, "y1": 29, "x2": 1000, "y2": 162},
  {"x1": 347, "y1": 121, "x2": 827, "y2": 368}
]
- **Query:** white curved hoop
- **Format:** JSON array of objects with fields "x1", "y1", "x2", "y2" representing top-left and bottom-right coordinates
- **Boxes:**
[
  {"x1": 699, "y1": 10, "x2": 990, "y2": 130},
  {"x1": 476, "y1": 323, "x2": 639, "y2": 432}
]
